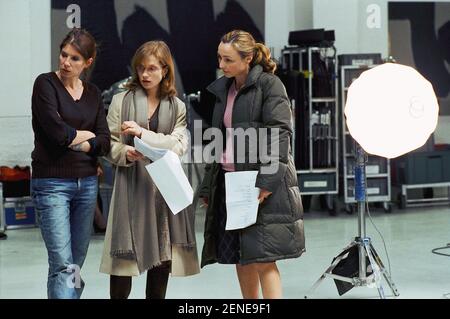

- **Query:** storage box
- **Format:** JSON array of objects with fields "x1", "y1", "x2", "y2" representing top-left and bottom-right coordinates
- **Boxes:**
[
  {"x1": 0, "y1": 166, "x2": 31, "y2": 197},
  {"x1": 397, "y1": 150, "x2": 450, "y2": 184},
  {"x1": 0, "y1": 187, "x2": 4, "y2": 232},
  {"x1": 288, "y1": 28, "x2": 335, "y2": 46},
  {"x1": 346, "y1": 156, "x2": 387, "y2": 175},
  {"x1": 338, "y1": 53, "x2": 382, "y2": 67},
  {"x1": 347, "y1": 177, "x2": 389, "y2": 198},
  {"x1": 2, "y1": 180, "x2": 30, "y2": 198},
  {"x1": 299, "y1": 172, "x2": 337, "y2": 193},
  {"x1": 343, "y1": 69, "x2": 369, "y2": 87},
  {"x1": 4, "y1": 197, "x2": 36, "y2": 229}
]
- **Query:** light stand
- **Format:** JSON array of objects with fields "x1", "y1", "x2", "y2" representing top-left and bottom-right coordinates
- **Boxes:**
[
  {"x1": 304, "y1": 62, "x2": 438, "y2": 298},
  {"x1": 183, "y1": 91, "x2": 202, "y2": 185},
  {"x1": 305, "y1": 143, "x2": 399, "y2": 299}
]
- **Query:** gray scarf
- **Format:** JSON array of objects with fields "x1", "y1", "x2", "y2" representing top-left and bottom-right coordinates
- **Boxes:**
[{"x1": 110, "y1": 88, "x2": 196, "y2": 273}]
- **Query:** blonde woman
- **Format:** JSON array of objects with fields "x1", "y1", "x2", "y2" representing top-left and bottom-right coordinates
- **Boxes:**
[
  {"x1": 100, "y1": 41, "x2": 199, "y2": 299},
  {"x1": 198, "y1": 30, "x2": 305, "y2": 299}
]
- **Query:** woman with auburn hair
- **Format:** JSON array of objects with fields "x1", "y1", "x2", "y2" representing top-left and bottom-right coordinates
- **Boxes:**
[
  {"x1": 100, "y1": 41, "x2": 199, "y2": 299},
  {"x1": 198, "y1": 30, "x2": 305, "y2": 299}
]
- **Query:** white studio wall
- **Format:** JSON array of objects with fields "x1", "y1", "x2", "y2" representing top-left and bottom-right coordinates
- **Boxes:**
[
  {"x1": 312, "y1": 0, "x2": 449, "y2": 59},
  {"x1": 389, "y1": 0, "x2": 450, "y2": 143},
  {"x1": 265, "y1": 0, "x2": 313, "y2": 60},
  {"x1": 0, "y1": 0, "x2": 51, "y2": 167},
  {"x1": 313, "y1": 0, "x2": 389, "y2": 57}
]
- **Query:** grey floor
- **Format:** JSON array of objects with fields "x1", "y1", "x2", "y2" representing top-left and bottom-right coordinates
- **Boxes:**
[{"x1": 1, "y1": 202, "x2": 449, "y2": 299}]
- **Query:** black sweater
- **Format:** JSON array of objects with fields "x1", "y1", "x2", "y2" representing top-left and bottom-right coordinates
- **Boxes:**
[{"x1": 31, "y1": 72, "x2": 111, "y2": 178}]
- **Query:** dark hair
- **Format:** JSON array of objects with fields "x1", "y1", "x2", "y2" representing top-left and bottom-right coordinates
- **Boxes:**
[
  {"x1": 125, "y1": 41, "x2": 177, "y2": 98},
  {"x1": 221, "y1": 30, "x2": 277, "y2": 74},
  {"x1": 59, "y1": 28, "x2": 97, "y2": 62}
]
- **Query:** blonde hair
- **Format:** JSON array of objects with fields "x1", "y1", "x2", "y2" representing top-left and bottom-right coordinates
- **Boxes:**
[
  {"x1": 126, "y1": 41, "x2": 177, "y2": 98},
  {"x1": 221, "y1": 30, "x2": 276, "y2": 74}
]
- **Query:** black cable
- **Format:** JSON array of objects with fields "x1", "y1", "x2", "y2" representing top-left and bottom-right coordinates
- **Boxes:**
[
  {"x1": 430, "y1": 241, "x2": 450, "y2": 299},
  {"x1": 365, "y1": 192, "x2": 393, "y2": 277},
  {"x1": 431, "y1": 243, "x2": 450, "y2": 257}
]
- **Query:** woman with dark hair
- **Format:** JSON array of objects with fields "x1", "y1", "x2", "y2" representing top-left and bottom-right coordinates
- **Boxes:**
[
  {"x1": 100, "y1": 41, "x2": 199, "y2": 299},
  {"x1": 31, "y1": 28, "x2": 111, "y2": 299},
  {"x1": 198, "y1": 30, "x2": 305, "y2": 299}
]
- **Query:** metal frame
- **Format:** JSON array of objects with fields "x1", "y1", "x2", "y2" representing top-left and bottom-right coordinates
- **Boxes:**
[
  {"x1": 340, "y1": 65, "x2": 391, "y2": 211},
  {"x1": 0, "y1": 182, "x2": 5, "y2": 232},
  {"x1": 282, "y1": 46, "x2": 339, "y2": 196},
  {"x1": 401, "y1": 182, "x2": 450, "y2": 208}
]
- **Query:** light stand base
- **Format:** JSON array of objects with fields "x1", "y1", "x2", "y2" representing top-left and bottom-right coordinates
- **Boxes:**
[
  {"x1": 305, "y1": 143, "x2": 399, "y2": 299},
  {"x1": 305, "y1": 236, "x2": 399, "y2": 299}
]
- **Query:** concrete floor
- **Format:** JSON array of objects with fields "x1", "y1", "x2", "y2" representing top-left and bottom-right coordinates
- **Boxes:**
[{"x1": 1, "y1": 203, "x2": 449, "y2": 299}]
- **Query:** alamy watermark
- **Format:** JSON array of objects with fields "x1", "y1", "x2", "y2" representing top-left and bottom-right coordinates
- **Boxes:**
[
  {"x1": 366, "y1": 4, "x2": 381, "y2": 29},
  {"x1": 66, "y1": 4, "x2": 81, "y2": 28},
  {"x1": 65, "y1": 264, "x2": 81, "y2": 289},
  {"x1": 186, "y1": 120, "x2": 281, "y2": 175}
]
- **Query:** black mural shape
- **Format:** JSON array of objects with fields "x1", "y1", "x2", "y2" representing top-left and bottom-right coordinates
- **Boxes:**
[
  {"x1": 389, "y1": 3, "x2": 450, "y2": 99},
  {"x1": 165, "y1": 0, "x2": 218, "y2": 126},
  {"x1": 165, "y1": 0, "x2": 264, "y2": 125},
  {"x1": 215, "y1": 0, "x2": 264, "y2": 43},
  {"x1": 121, "y1": 5, "x2": 171, "y2": 69},
  {"x1": 52, "y1": 0, "x2": 264, "y2": 123},
  {"x1": 52, "y1": 0, "x2": 129, "y2": 91},
  {"x1": 167, "y1": 0, "x2": 216, "y2": 94},
  {"x1": 438, "y1": 21, "x2": 450, "y2": 64}
]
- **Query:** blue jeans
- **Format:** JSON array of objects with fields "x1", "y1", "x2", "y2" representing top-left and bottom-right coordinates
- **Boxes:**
[{"x1": 31, "y1": 175, "x2": 97, "y2": 299}]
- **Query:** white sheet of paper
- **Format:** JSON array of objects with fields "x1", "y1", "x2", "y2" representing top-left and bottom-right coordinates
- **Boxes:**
[
  {"x1": 224, "y1": 171, "x2": 260, "y2": 230},
  {"x1": 134, "y1": 137, "x2": 193, "y2": 215},
  {"x1": 134, "y1": 137, "x2": 167, "y2": 161}
]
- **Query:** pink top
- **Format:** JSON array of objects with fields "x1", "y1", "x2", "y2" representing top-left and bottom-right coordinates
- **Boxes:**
[{"x1": 221, "y1": 83, "x2": 238, "y2": 172}]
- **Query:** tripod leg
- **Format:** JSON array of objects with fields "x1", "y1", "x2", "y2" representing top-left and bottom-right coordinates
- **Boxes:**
[
  {"x1": 369, "y1": 244, "x2": 400, "y2": 297},
  {"x1": 362, "y1": 242, "x2": 386, "y2": 299},
  {"x1": 305, "y1": 242, "x2": 357, "y2": 298},
  {"x1": 305, "y1": 256, "x2": 342, "y2": 298}
]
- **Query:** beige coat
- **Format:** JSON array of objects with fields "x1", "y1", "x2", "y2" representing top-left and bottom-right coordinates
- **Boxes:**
[{"x1": 99, "y1": 91, "x2": 199, "y2": 277}]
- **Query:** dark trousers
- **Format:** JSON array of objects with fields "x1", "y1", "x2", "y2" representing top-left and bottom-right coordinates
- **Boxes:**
[
  {"x1": 215, "y1": 169, "x2": 240, "y2": 264},
  {"x1": 110, "y1": 261, "x2": 171, "y2": 299}
]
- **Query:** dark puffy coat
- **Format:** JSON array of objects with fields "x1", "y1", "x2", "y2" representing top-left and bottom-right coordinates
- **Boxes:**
[{"x1": 198, "y1": 65, "x2": 305, "y2": 267}]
